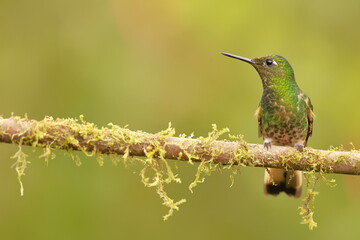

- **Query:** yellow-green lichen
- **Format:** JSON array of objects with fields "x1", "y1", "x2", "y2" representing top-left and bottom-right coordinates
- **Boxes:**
[
  {"x1": 3, "y1": 115, "x2": 349, "y2": 228},
  {"x1": 140, "y1": 123, "x2": 186, "y2": 220},
  {"x1": 38, "y1": 145, "x2": 56, "y2": 165},
  {"x1": 225, "y1": 134, "x2": 252, "y2": 187},
  {"x1": 299, "y1": 172, "x2": 321, "y2": 230},
  {"x1": 188, "y1": 124, "x2": 229, "y2": 192},
  {"x1": 11, "y1": 141, "x2": 30, "y2": 196}
]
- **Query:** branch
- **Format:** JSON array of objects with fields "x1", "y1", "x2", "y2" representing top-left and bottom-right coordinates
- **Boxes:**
[{"x1": 1, "y1": 116, "x2": 360, "y2": 175}]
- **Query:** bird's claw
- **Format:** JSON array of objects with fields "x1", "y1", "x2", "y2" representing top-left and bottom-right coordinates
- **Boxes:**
[
  {"x1": 294, "y1": 143, "x2": 304, "y2": 152},
  {"x1": 264, "y1": 141, "x2": 271, "y2": 150}
]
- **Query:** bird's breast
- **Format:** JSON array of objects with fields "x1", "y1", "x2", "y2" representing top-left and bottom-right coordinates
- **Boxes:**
[{"x1": 261, "y1": 103, "x2": 308, "y2": 146}]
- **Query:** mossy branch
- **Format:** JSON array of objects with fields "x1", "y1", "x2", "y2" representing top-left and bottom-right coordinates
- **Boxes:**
[
  {"x1": 0, "y1": 116, "x2": 359, "y2": 175},
  {"x1": 0, "y1": 115, "x2": 358, "y2": 228}
]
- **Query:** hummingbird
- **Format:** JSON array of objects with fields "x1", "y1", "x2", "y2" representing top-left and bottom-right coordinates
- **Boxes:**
[{"x1": 222, "y1": 52, "x2": 314, "y2": 198}]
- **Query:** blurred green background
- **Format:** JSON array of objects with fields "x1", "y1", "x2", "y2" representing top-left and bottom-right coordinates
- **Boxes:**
[{"x1": 1, "y1": 0, "x2": 360, "y2": 239}]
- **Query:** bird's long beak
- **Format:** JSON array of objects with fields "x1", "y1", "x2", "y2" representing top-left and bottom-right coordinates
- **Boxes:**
[{"x1": 221, "y1": 52, "x2": 252, "y2": 64}]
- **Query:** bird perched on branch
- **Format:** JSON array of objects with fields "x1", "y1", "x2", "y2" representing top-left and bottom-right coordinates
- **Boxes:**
[{"x1": 222, "y1": 52, "x2": 314, "y2": 198}]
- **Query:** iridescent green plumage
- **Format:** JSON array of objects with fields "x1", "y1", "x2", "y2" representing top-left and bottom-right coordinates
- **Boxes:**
[
  {"x1": 222, "y1": 53, "x2": 314, "y2": 197},
  {"x1": 252, "y1": 55, "x2": 314, "y2": 148}
]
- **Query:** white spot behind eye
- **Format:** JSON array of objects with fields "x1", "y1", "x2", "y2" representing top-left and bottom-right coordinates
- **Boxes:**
[{"x1": 264, "y1": 59, "x2": 278, "y2": 66}]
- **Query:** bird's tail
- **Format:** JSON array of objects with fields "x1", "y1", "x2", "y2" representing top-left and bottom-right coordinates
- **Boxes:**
[{"x1": 264, "y1": 168, "x2": 302, "y2": 198}]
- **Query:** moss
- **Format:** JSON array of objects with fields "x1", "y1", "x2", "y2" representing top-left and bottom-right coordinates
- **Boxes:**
[
  {"x1": 68, "y1": 150, "x2": 82, "y2": 166},
  {"x1": 174, "y1": 132, "x2": 197, "y2": 165},
  {"x1": 3, "y1": 115, "x2": 351, "y2": 227},
  {"x1": 38, "y1": 145, "x2": 56, "y2": 165},
  {"x1": 225, "y1": 134, "x2": 251, "y2": 187},
  {"x1": 189, "y1": 160, "x2": 220, "y2": 193},
  {"x1": 95, "y1": 153, "x2": 105, "y2": 166},
  {"x1": 140, "y1": 123, "x2": 186, "y2": 220},
  {"x1": 299, "y1": 172, "x2": 321, "y2": 230},
  {"x1": 10, "y1": 140, "x2": 29, "y2": 196},
  {"x1": 188, "y1": 124, "x2": 229, "y2": 192},
  {"x1": 228, "y1": 134, "x2": 251, "y2": 163}
]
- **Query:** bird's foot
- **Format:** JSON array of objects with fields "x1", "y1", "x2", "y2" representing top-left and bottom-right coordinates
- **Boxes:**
[
  {"x1": 294, "y1": 143, "x2": 304, "y2": 152},
  {"x1": 264, "y1": 140, "x2": 272, "y2": 150}
]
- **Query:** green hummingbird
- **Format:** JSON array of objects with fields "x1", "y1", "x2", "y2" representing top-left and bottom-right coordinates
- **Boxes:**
[{"x1": 222, "y1": 52, "x2": 314, "y2": 198}]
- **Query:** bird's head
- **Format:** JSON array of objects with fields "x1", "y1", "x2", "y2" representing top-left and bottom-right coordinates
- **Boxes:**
[{"x1": 221, "y1": 53, "x2": 296, "y2": 87}]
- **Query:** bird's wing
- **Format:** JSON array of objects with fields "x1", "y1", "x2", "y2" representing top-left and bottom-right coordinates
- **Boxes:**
[
  {"x1": 255, "y1": 105, "x2": 262, "y2": 137},
  {"x1": 304, "y1": 96, "x2": 314, "y2": 145}
]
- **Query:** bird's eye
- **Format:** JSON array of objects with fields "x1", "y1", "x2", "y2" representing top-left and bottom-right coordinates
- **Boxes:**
[{"x1": 265, "y1": 59, "x2": 273, "y2": 66}]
